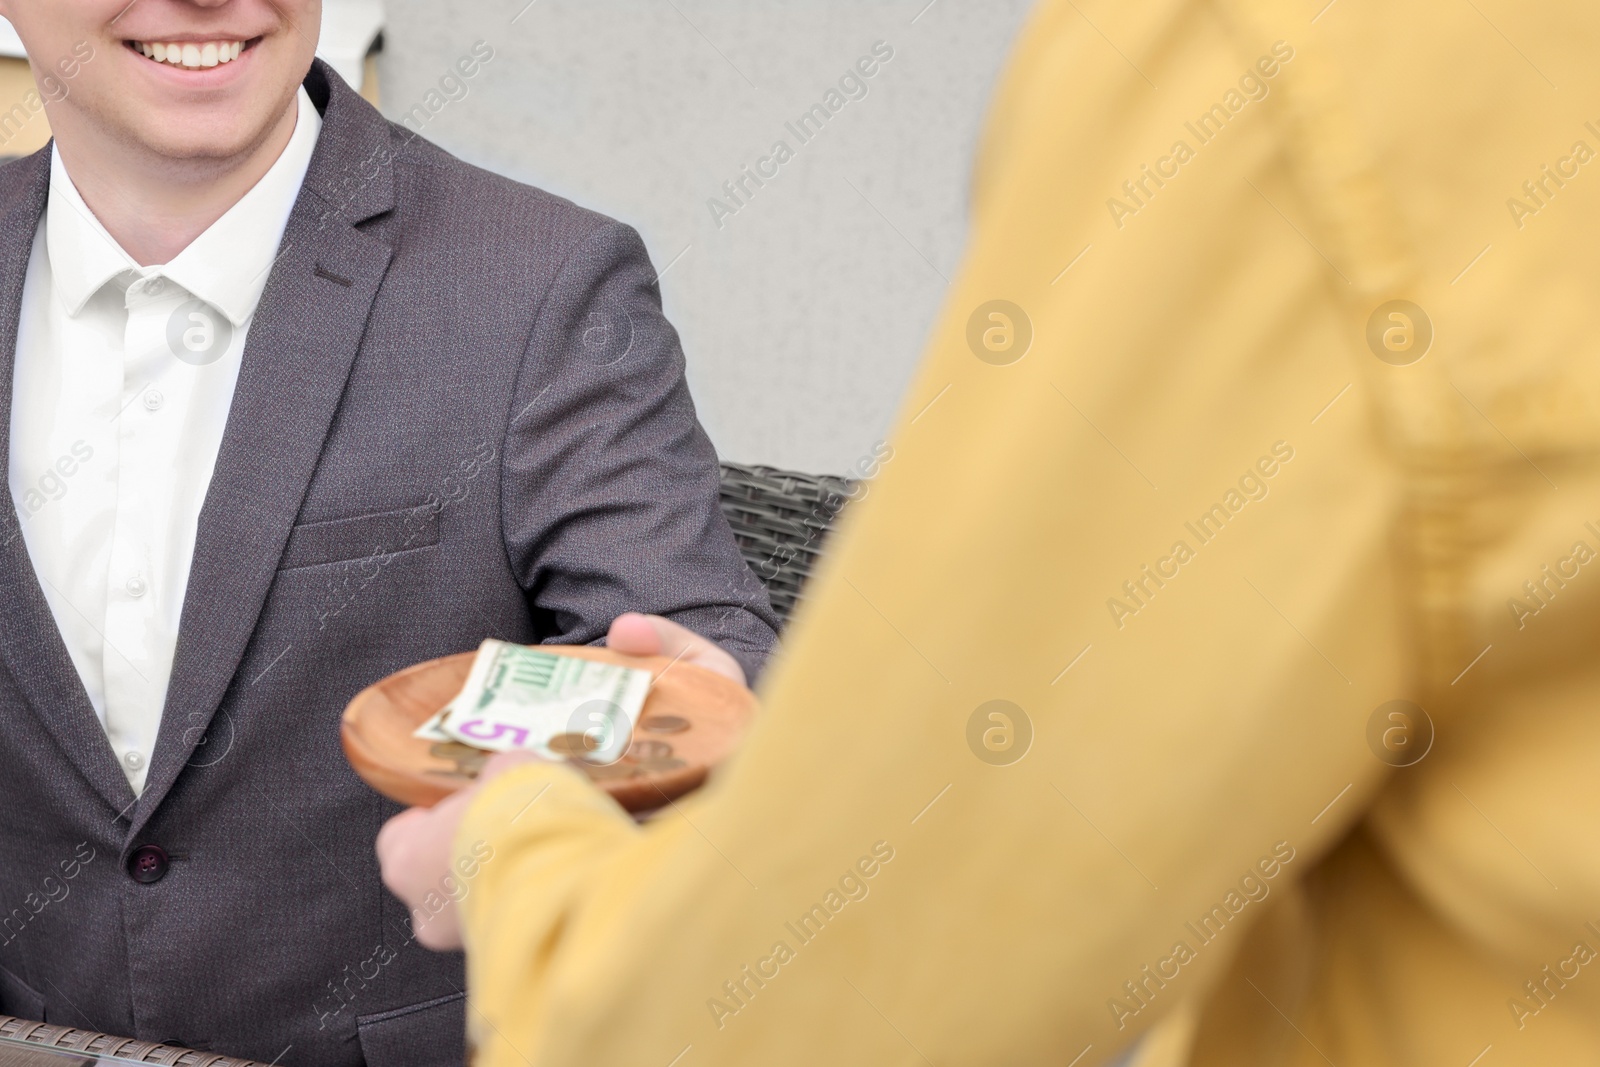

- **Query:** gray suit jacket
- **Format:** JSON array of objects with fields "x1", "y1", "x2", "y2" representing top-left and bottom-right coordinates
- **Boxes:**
[{"x1": 0, "y1": 60, "x2": 777, "y2": 1065}]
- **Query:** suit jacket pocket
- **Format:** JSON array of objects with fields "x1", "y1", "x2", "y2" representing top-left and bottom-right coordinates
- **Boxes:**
[
  {"x1": 356, "y1": 990, "x2": 466, "y2": 1067},
  {"x1": 0, "y1": 960, "x2": 45, "y2": 1021},
  {"x1": 278, "y1": 503, "x2": 440, "y2": 570}
]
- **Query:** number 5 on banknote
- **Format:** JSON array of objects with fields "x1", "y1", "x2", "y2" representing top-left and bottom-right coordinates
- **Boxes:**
[{"x1": 454, "y1": 718, "x2": 531, "y2": 748}]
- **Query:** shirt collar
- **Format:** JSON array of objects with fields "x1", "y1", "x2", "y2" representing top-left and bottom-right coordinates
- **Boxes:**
[{"x1": 46, "y1": 86, "x2": 323, "y2": 327}]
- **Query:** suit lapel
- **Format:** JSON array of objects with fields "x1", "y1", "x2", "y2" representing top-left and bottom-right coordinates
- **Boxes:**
[
  {"x1": 0, "y1": 148, "x2": 138, "y2": 816},
  {"x1": 132, "y1": 63, "x2": 398, "y2": 828}
]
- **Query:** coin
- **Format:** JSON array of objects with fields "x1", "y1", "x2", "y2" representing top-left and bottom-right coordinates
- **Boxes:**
[
  {"x1": 641, "y1": 715, "x2": 690, "y2": 734},
  {"x1": 548, "y1": 732, "x2": 600, "y2": 755},
  {"x1": 628, "y1": 740, "x2": 674, "y2": 760},
  {"x1": 430, "y1": 742, "x2": 488, "y2": 778},
  {"x1": 577, "y1": 760, "x2": 641, "y2": 780}
]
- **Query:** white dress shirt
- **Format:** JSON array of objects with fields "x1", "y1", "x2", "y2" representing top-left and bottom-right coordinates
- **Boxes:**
[{"x1": 7, "y1": 88, "x2": 322, "y2": 793}]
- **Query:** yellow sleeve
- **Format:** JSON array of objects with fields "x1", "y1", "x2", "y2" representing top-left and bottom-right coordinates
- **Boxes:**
[
  {"x1": 449, "y1": 0, "x2": 1504, "y2": 1061},
  {"x1": 451, "y1": 763, "x2": 638, "y2": 1062}
]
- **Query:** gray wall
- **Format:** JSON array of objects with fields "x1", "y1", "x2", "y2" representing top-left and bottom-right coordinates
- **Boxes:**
[{"x1": 377, "y1": 1, "x2": 1035, "y2": 473}]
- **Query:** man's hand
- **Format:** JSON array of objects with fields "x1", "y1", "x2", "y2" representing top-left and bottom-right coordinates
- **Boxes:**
[
  {"x1": 376, "y1": 751, "x2": 546, "y2": 951},
  {"x1": 379, "y1": 616, "x2": 741, "y2": 950},
  {"x1": 606, "y1": 612, "x2": 746, "y2": 686}
]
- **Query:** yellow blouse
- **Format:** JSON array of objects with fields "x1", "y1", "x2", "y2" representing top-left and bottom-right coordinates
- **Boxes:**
[{"x1": 455, "y1": 2, "x2": 1600, "y2": 1062}]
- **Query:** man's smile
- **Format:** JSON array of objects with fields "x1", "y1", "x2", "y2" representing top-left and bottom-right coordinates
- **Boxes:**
[{"x1": 124, "y1": 37, "x2": 257, "y2": 71}]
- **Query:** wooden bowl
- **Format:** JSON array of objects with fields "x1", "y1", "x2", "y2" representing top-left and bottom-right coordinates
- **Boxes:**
[{"x1": 341, "y1": 645, "x2": 758, "y2": 812}]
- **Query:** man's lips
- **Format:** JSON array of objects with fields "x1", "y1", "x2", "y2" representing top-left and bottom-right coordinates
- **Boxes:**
[{"x1": 123, "y1": 37, "x2": 261, "y2": 71}]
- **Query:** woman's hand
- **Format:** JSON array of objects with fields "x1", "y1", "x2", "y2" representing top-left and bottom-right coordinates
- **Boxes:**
[{"x1": 375, "y1": 750, "x2": 547, "y2": 950}]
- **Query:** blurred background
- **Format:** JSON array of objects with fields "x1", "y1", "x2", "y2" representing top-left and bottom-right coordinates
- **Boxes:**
[{"x1": 0, "y1": 0, "x2": 1035, "y2": 473}]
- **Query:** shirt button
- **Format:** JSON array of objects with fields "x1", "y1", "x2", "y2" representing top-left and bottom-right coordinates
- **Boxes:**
[
  {"x1": 127, "y1": 844, "x2": 169, "y2": 884},
  {"x1": 123, "y1": 750, "x2": 145, "y2": 771},
  {"x1": 146, "y1": 277, "x2": 166, "y2": 296},
  {"x1": 125, "y1": 576, "x2": 147, "y2": 598},
  {"x1": 142, "y1": 389, "x2": 165, "y2": 412}
]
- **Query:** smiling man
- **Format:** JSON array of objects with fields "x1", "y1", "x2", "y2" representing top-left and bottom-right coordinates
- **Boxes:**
[{"x1": 0, "y1": 1, "x2": 777, "y2": 1064}]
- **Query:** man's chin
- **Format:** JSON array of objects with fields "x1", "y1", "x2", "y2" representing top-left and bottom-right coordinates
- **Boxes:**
[{"x1": 113, "y1": 117, "x2": 290, "y2": 173}]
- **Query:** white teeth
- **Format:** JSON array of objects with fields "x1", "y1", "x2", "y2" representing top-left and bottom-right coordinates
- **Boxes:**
[{"x1": 132, "y1": 39, "x2": 245, "y2": 70}]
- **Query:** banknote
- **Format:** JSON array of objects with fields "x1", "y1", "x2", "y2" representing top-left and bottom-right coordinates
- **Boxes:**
[{"x1": 413, "y1": 640, "x2": 652, "y2": 761}]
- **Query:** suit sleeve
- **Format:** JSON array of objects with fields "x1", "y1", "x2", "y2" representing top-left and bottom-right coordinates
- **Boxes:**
[{"x1": 500, "y1": 218, "x2": 779, "y2": 680}]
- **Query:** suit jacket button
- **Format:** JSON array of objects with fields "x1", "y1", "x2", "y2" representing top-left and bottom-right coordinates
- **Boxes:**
[{"x1": 128, "y1": 844, "x2": 170, "y2": 884}]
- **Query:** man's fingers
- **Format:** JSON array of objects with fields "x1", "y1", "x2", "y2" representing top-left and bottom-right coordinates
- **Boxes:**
[
  {"x1": 605, "y1": 613, "x2": 746, "y2": 684},
  {"x1": 651, "y1": 615, "x2": 745, "y2": 684},
  {"x1": 605, "y1": 611, "x2": 665, "y2": 656}
]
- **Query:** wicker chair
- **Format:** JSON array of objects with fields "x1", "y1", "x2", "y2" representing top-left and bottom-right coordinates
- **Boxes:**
[
  {"x1": 718, "y1": 461, "x2": 858, "y2": 627},
  {"x1": 0, "y1": 1016, "x2": 271, "y2": 1066}
]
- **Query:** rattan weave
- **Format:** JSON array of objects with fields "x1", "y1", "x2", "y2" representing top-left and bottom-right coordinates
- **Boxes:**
[
  {"x1": 718, "y1": 462, "x2": 858, "y2": 625},
  {"x1": 0, "y1": 1017, "x2": 269, "y2": 1067}
]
